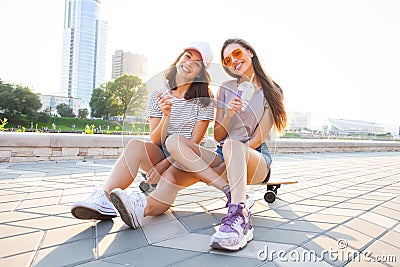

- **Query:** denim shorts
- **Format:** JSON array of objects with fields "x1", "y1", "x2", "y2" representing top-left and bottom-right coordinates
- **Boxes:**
[
  {"x1": 215, "y1": 142, "x2": 272, "y2": 183},
  {"x1": 161, "y1": 141, "x2": 171, "y2": 158}
]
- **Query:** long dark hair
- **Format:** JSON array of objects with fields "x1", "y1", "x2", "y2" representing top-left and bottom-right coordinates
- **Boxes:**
[
  {"x1": 221, "y1": 38, "x2": 287, "y2": 133},
  {"x1": 164, "y1": 51, "x2": 212, "y2": 107}
]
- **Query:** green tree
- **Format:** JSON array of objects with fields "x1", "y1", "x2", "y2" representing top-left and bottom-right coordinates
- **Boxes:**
[
  {"x1": 0, "y1": 81, "x2": 41, "y2": 117},
  {"x1": 108, "y1": 74, "x2": 147, "y2": 120},
  {"x1": 90, "y1": 83, "x2": 111, "y2": 119},
  {"x1": 89, "y1": 75, "x2": 147, "y2": 120},
  {"x1": 56, "y1": 103, "x2": 75, "y2": 117},
  {"x1": 78, "y1": 108, "x2": 89, "y2": 119}
]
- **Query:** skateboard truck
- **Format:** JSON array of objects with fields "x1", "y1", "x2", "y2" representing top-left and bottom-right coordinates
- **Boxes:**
[{"x1": 139, "y1": 172, "x2": 157, "y2": 193}]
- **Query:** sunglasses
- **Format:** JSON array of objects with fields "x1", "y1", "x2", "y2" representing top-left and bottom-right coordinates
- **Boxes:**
[{"x1": 222, "y1": 48, "x2": 244, "y2": 67}]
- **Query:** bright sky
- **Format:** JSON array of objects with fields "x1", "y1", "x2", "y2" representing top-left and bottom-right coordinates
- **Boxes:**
[{"x1": 1, "y1": 0, "x2": 399, "y2": 131}]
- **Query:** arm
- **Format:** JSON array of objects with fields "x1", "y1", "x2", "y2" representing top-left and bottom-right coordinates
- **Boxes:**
[
  {"x1": 247, "y1": 108, "x2": 274, "y2": 149},
  {"x1": 214, "y1": 97, "x2": 243, "y2": 142},
  {"x1": 149, "y1": 93, "x2": 173, "y2": 146}
]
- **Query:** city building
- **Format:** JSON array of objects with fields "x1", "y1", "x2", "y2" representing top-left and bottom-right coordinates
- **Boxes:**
[
  {"x1": 60, "y1": 0, "x2": 107, "y2": 107},
  {"x1": 287, "y1": 111, "x2": 312, "y2": 130},
  {"x1": 328, "y1": 118, "x2": 385, "y2": 135},
  {"x1": 37, "y1": 94, "x2": 83, "y2": 116},
  {"x1": 112, "y1": 50, "x2": 148, "y2": 79}
]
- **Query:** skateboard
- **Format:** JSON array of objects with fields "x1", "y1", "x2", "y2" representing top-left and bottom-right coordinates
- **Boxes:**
[
  {"x1": 138, "y1": 172, "x2": 157, "y2": 193},
  {"x1": 262, "y1": 180, "x2": 298, "y2": 203}
]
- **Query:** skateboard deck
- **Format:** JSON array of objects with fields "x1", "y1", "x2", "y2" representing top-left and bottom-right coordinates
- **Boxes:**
[{"x1": 262, "y1": 180, "x2": 298, "y2": 203}]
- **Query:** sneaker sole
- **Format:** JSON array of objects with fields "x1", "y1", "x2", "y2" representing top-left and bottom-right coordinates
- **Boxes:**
[
  {"x1": 71, "y1": 206, "x2": 116, "y2": 220},
  {"x1": 110, "y1": 189, "x2": 139, "y2": 229}
]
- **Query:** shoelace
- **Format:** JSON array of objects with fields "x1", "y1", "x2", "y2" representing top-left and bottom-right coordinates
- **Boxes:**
[
  {"x1": 130, "y1": 192, "x2": 144, "y2": 208},
  {"x1": 221, "y1": 203, "x2": 246, "y2": 227},
  {"x1": 87, "y1": 191, "x2": 103, "y2": 202}
]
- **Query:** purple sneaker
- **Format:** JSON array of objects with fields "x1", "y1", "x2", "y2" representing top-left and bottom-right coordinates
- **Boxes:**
[{"x1": 210, "y1": 202, "x2": 253, "y2": 251}]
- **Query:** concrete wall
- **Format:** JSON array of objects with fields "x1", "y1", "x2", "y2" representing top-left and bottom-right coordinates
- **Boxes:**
[{"x1": 1, "y1": 132, "x2": 399, "y2": 163}]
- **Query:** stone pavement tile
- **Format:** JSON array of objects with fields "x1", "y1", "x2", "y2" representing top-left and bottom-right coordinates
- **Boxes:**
[
  {"x1": 379, "y1": 229, "x2": 400, "y2": 249},
  {"x1": 274, "y1": 247, "x2": 332, "y2": 266},
  {"x1": 179, "y1": 212, "x2": 220, "y2": 231},
  {"x1": 0, "y1": 210, "x2": 44, "y2": 224},
  {"x1": 345, "y1": 255, "x2": 388, "y2": 266},
  {"x1": 300, "y1": 213, "x2": 352, "y2": 224},
  {"x1": 18, "y1": 203, "x2": 71, "y2": 216},
  {"x1": 364, "y1": 240, "x2": 400, "y2": 267},
  {"x1": 0, "y1": 230, "x2": 43, "y2": 258},
  {"x1": 172, "y1": 252, "x2": 267, "y2": 267},
  {"x1": 9, "y1": 214, "x2": 83, "y2": 230},
  {"x1": 256, "y1": 209, "x2": 310, "y2": 220},
  {"x1": 371, "y1": 206, "x2": 400, "y2": 221},
  {"x1": 296, "y1": 199, "x2": 338, "y2": 207},
  {"x1": 100, "y1": 245, "x2": 202, "y2": 267},
  {"x1": 343, "y1": 218, "x2": 387, "y2": 238},
  {"x1": 155, "y1": 233, "x2": 211, "y2": 253},
  {"x1": 95, "y1": 218, "x2": 132, "y2": 236},
  {"x1": 359, "y1": 212, "x2": 398, "y2": 229},
  {"x1": 303, "y1": 235, "x2": 359, "y2": 266},
  {"x1": 0, "y1": 201, "x2": 20, "y2": 212},
  {"x1": 277, "y1": 204, "x2": 325, "y2": 213},
  {"x1": 97, "y1": 229, "x2": 148, "y2": 258},
  {"x1": 253, "y1": 228, "x2": 316, "y2": 245},
  {"x1": 251, "y1": 215, "x2": 289, "y2": 228},
  {"x1": 15, "y1": 196, "x2": 61, "y2": 210},
  {"x1": 312, "y1": 195, "x2": 350, "y2": 202},
  {"x1": 142, "y1": 219, "x2": 189, "y2": 244},
  {"x1": 317, "y1": 207, "x2": 365, "y2": 217},
  {"x1": 277, "y1": 220, "x2": 336, "y2": 233},
  {"x1": 73, "y1": 259, "x2": 120, "y2": 266},
  {"x1": 210, "y1": 240, "x2": 295, "y2": 261},
  {"x1": 325, "y1": 225, "x2": 375, "y2": 250},
  {"x1": 33, "y1": 238, "x2": 95, "y2": 266},
  {"x1": 383, "y1": 200, "x2": 400, "y2": 210},
  {"x1": 0, "y1": 223, "x2": 41, "y2": 239},
  {"x1": 333, "y1": 202, "x2": 377, "y2": 210},
  {"x1": 40, "y1": 222, "x2": 94, "y2": 248},
  {"x1": 141, "y1": 210, "x2": 176, "y2": 225},
  {"x1": 0, "y1": 251, "x2": 36, "y2": 267},
  {"x1": 0, "y1": 192, "x2": 26, "y2": 203},
  {"x1": 171, "y1": 204, "x2": 207, "y2": 217}
]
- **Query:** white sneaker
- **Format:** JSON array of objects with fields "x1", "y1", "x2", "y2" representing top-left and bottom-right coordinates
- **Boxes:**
[
  {"x1": 71, "y1": 189, "x2": 117, "y2": 220},
  {"x1": 210, "y1": 202, "x2": 253, "y2": 251},
  {"x1": 110, "y1": 188, "x2": 147, "y2": 229}
]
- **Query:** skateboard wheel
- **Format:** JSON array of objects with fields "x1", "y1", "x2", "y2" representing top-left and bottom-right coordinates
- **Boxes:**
[
  {"x1": 139, "y1": 181, "x2": 150, "y2": 192},
  {"x1": 264, "y1": 191, "x2": 276, "y2": 203}
]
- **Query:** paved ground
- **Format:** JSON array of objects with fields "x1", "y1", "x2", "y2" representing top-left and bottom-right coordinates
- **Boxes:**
[{"x1": 0, "y1": 152, "x2": 399, "y2": 267}]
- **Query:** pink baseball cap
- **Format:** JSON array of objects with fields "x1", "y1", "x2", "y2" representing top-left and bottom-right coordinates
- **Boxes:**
[{"x1": 183, "y1": 42, "x2": 213, "y2": 69}]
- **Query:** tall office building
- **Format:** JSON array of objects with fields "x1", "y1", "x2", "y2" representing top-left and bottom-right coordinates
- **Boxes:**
[
  {"x1": 60, "y1": 0, "x2": 107, "y2": 106},
  {"x1": 112, "y1": 50, "x2": 148, "y2": 79}
]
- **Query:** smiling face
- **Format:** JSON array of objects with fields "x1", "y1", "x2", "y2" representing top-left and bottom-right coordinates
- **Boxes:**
[
  {"x1": 222, "y1": 43, "x2": 254, "y2": 79},
  {"x1": 175, "y1": 49, "x2": 204, "y2": 81}
]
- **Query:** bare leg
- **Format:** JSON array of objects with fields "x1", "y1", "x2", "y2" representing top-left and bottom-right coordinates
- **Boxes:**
[
  {"x1": 144, "y1": 165, "x2": 199, "y2": 216},
  {"x1": 102, "y1": 139, "x2": 165, "y2": 195},
  {"x1": 222, "y1": 139, "x2": 269, "y2": 210},
  {"x1": 165, "y1": 133, "x2": 227, "y2": 191}
]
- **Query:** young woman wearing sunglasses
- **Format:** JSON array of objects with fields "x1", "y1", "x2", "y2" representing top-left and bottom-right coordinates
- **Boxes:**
[
  {"x1": 165, "y1": 38, "x2": 287, "y2": 251},
  {"x1": 71, "y1": 42, "x2": 216, "y2": 229}
]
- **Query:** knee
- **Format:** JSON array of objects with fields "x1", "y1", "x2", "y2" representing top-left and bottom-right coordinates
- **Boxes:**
[
  {"x1": 165, "y1": 133, "x2": 181, "y2": 155},
  {"x1": 126, "y1": 139, "x2": 143, "y2": 150}
]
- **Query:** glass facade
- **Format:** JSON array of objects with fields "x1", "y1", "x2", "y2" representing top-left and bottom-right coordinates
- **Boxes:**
[{"x1": 60, "y1": 0, "x2": 107, "y2": 106}]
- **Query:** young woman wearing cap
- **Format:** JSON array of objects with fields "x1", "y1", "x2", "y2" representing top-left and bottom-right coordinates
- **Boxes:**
[
  {"x1": 165, "y1": 38, "x2": 287, "y2": 251},
  {"x1": 71, "y1": 42, "x2": 217, "y2": 229}
]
